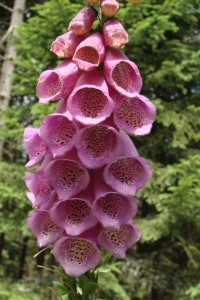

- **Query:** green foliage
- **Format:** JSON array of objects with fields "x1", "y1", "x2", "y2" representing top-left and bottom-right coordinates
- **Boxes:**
[{"x1": 0, "y1": 281, "x2": 39, "y2": 300}]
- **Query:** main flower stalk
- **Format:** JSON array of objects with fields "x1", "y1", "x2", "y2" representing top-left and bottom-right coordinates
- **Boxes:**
[{"x1": 24, "y1": 0, "x2": 156, "y2": 298}]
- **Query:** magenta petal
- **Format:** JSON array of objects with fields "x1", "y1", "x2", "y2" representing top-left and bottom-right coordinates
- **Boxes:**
[
  {"x1": 51, "y1": 31, "x2": 84, "y2": 58},
  {"x1": 52, "y1": 235, "x2": 102, "y2": 277},
  {"x1": 73, "y1": 33, "x2": 105, "y2": 71},
  {"x1": 24, "y1": 127, "x2": 46, "y2": 168},
  {"x1": 104, "y1": 155, "x2": 152, "y2": 196},
  {"x1": 75, "y1": 125, "x2": 122, "y2": 168},
  {"x1": 114, "y1": 95, "x2": 156, "y2": 135},
  {"x1": 50, "y1": 199, "x2": 97, "y2": 236},
  {"x1": 27, "y1": 210, "x2": 63, "y2": 247},
  {"x1": 37, "y1": 60, "x2": 80, "y2": 104},
  {"x1": 101, "y1": 0, "x2": 120, "y2": 17},
  {"x1": 104, "y1": 49, "x2": 142, "y2": 97},
  {"x1": 43, "y1": 155, "x2": 90, "y2": 200},
  {"x1": 103, "y1": 19, "x2": 128, "y2": 49},
  {"x1": 68, "y1": 7, "x2": 97, "y2": 36},
  {"x1": 119, "y1": 131, "x2": 139, "y2": 156},
  {"x1": 40, "y1": 113, "x2": 77, "y2": 158},
  {"x1": 98, "y1": 223, "x2": 141, "y2": 258},
  {"x1": 67, "y1": 70, "x2": 114, "y2": 124}
]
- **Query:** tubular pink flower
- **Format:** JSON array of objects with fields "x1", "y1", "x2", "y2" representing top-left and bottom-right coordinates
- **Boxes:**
[
  {"x1": 93, "y1": 172, "x2": 138, "y2": 228},
  {"x1": 37, "y1": 60, "x2": 80, "y2": 104},
  {"x1": 68, "y1": 7, "x2": 97, "y2": 36},
  {"x1": 67, "y1": 70, "x2": 114, "y2": 124},
  {"x1": 103, "y1": 19, "x2": 129, "y2": 49},
  {"x1": 74, "y1": 124, "x2": 122, "y2": 169},
  {"x1": 104, "y1": 49, "x2": 142, "y2": 97},
  {"x1": 104, "y1": 155, "x2": 152, "y2": 196},
  {"x1": 50, "y1": 199, "x2": 97, "y2": 236},
  {"x1": 73, "y1": 33, "x2": 105, "y2": 71},
  {"x1": 52, "y1": 229, "x2": 102, "y2": 277},
  {"x1": 27, "y1": 210, "x2": 63, "y2": 247},
  {"x1": 24, "y1": 127, "x2": 46, "y2": 168},
  {"x1": 50, "y1": 31, "x2": 84, "y2": 58},
  {"x1": 25, "y1": 171, "x2": 54, "y2": 209},
  {"x1": 98, "y1": 223, "x2": 141, "y2": 258},
  {"x1": 40, "y1": 113, "x2": 77, "y2": 158},
  {"x1": 43, "y1": 153, "x2": 90, "y2": 200},
  {"x1": 100, "y1": 0, "x2": 120, "y2": 17},
  {"x1": 114, "y1": 95, "x2": 156, "y2": 135}
]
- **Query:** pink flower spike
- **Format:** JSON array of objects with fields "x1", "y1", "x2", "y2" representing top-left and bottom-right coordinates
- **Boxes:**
[
  {"x1": 50, "y1": 199, "x2": 97, "y2": 236},
  {"x1": 40, "y1": 113, "x2": 77, "y2": 158},
  {"x1": 52, "y1": 233, "x2": 102, "y2": 277},
  {"x1": 103, "y1": 19, "x2": 128, "y2": 49},
  {"x1": 101, "y1": 0, "x2": 120, "y2": 17},
  {"x1": 37, "y1": 60, "x2": 80, "y2": 104},
  {"x1": 43, "y1": 154, "x2": 90, "y2": 200},
  {"x1": 50, "y1": 31, "x2": 84, "y2": 58},
  {"x1": 73, "y1": 33, "x2": 105, "y2": 71},
  {"x1": 68, "y1": 7, "x2": 97, "y2": 36},
  {"x1": 67, "y1": 70, "x2": 114, "y2": 124},
  {"x1": 24, "y1": 127, "x2": 46, "y2": 168},
  {"x1": 75, "y1": 124, "x2": 122, "y2": 169},
  {"x1": 114, "y1": 95, "x2": 156, "y2": 135},
  {"x1": 104, "y1": 49, "x2": 142, "y2": 97},
  {"x1": 104, "y1": 155, "x2": 152, "y2": 196},
  {"x1": 27, "y1": 210, "x2": 63, "y2": 247},
  {"x1": 98, "y1": 223, "x2": 141, "y2": 258}
]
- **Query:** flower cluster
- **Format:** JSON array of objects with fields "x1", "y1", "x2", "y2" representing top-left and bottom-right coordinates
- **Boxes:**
[{"x1": 24, "y1": 0, "x2": 156, "y2": 278}]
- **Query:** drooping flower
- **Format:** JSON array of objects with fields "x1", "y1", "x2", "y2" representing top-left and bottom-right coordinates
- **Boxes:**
[
  {"x1": 23, "y1": 127, "x2": 46, "y2": 168},
  {"x1": 74, "y1": 124, "x2": 122, "y2": 168},
  {"x1": 43, "y1": 153, "x2": 90, "y2": 200},
  {"x1": 40, "y1": 112, "x2": 77, "y2": 158},
  {"x1": 27, "y1": 210, "x2": 63, "y2": 247},
  {"x1": 104, "y1": 48, "x2": 142, "y2": 97},
  {"x1": 52, "y1": 228, "x2": 102, "y2": 277},
  {"x1": 73, "y1": 33, "x2": 105, "y2": 71},
  {"x1": 100, "y1": 0, "x2": 120, "y2": 17},
  {"x1": 103, "y1": 19, "x2": 129, "y2": 49},
  {"x1": 114, "y1": 94, "x2": 156, "y2": 135},
  {"x1": 50, "y1": 31, "x2": 84, "y2": 58},
  {"x1": 68, "y1": 7, "x2": 97, "y2": 36},
  {"x1": 37, "y1": 60, "x2": 80, "y2": 104},
  {"x1": 67, "y1": 70, "x2": 114, "y2": 124},
  {"x1": 98, "y1": 223, "x2": 141, "y2": 258}
]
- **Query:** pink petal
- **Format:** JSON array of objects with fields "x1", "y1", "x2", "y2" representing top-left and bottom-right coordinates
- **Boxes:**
[
  {"x1": 101, "y1": 0, "x2": 120, "y2": 17},
  {"x1": 68, "y1": 7, "x2": 97, "y2": 35},
  {"x1": 103, "y1": 19, "x2": 128, "y2": 49}
]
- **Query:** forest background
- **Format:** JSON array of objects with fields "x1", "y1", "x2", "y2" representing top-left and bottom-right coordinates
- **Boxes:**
[{"x1": 0, "y1": 0, "x2": 199, "y2": 299}]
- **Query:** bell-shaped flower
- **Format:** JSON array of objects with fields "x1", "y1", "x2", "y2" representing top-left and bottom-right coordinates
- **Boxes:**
[
  {"x1": 73, "y1": 33, "x2": 105, "y2": 71},
  {"x1": 52, "y1": 228, "x2": 102, "y2": 277},
  {"x1": 104, "y1": 49, "x2": 142, "y2": 97},
  {"x1": 37, "y1": 60, "x2": 80, "y2": 104},
  {"x1": 50, "y1": 31, "x2": 84, "y2": 58},
  {"x1": 67, "y1": 70, "x2": 114, "y2": 124},
  {"x1": 27, "y1": 210, "x2": 63, "y2": 247},
  {"x1": 25, "y1": 167, "x2": 54, "y2": 209},
  {"x1": 98, "y1": 223, "x2": 141, "y2": 258},
  {"x1": 93, "y1": 172, "x2": 138, "y2": 228},
  {"x1": 100, "y1": 0, "x2": 120, "y2": 17},
  {"x1": 114, "y1": 94, "x2": 156, "y2": 135},
  {"x1": 103, "y1": 131, "x2": 152, "y2": 195},
  {"x1": 40, "y1": 112, "x2": 77, "y2": 158},
  {"x1": 50, "y1": 198, "x2": 97, "y2": 236},
  {"x1": 103, "y1": 19, "x2": 128, "y2": 49},
  {"x1": 68, "y1": 7, "x2": 97, "y2": 36},
  {"x1": 24, "y1": 127, "x2": 47, "y2": 168},
  {"x1": 75, "y1": 124, "x2": 121, "y2": 168},
  {"x1": 44, "y1": 152, "x2": 90, "y2": 200}
]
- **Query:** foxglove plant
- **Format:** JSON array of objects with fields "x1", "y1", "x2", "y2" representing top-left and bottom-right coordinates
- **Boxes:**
[{"x1": 24, "y1": 0, "x2": 156, "y2": 298}]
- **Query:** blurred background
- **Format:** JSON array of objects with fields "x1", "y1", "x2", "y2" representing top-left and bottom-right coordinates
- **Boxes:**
[{"x1": 0, "y1": 0, "x2": 199, "y2": 299}]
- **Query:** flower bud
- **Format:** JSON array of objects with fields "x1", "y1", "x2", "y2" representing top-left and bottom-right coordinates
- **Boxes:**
[
  {"x1": 103, "y1": 19, "x2": 128, "y2": 49},
  {"x1": 68, "y1": 7, "x2": 97, "y2": 35},
  {"x1": 100, "y1": 0, "x2": 120, "y2": 17}
]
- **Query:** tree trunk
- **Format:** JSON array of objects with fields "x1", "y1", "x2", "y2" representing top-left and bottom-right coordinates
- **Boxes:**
[
  {"x1": 0, "y1": 0, "x2": 26, "y2": 160},
  {"x1": 18, "y1": 236, "x2": 29, "y2": 280}
]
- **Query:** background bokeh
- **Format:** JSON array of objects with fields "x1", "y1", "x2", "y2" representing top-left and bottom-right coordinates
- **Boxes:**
[{"x1": 0, "y1": 0, "x2": 199, "y2": 299}]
